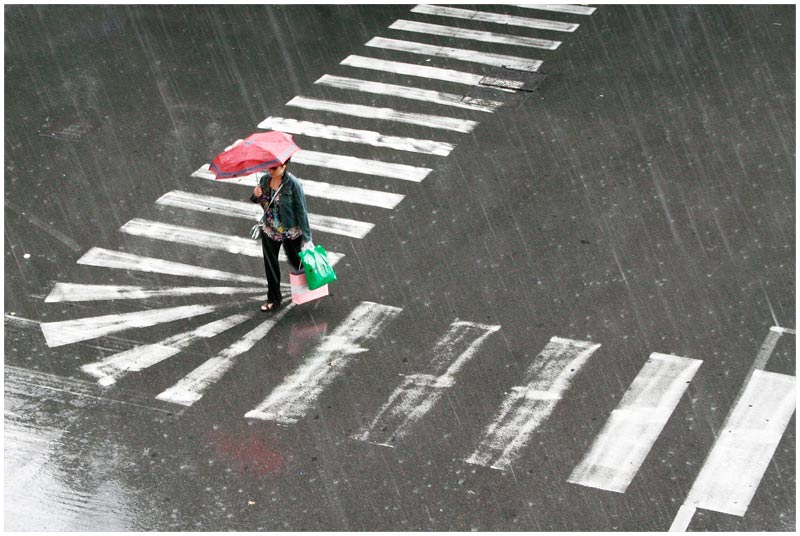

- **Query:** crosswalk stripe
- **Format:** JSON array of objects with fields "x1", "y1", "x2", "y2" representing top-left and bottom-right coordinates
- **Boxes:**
[
  {"x1": 669, "y1": 327, "x2": 796, "y2": 531},
  {"x1": 77, "y1": 247, "x2": 265, "y2": 285},
  {"x1": 341, "y1": 55, "x2": 523, "y2": 92},
  {"x1": 156, "y1": 190, "x2": 375, "y2": 239},
  {"x1": 119, "y1": 218, "x2": 344, "y2": 265},
  {"x1": 390, "y1": 19, "x2": 561, "y2": 50},
  {"x1": 354, "y1": 321, "x2": 500, "y2": 446},
  {"x1": 259, "y1": 115, "x2": 454, "y2": 155},
  {"x1": 366, "y1": 37, "x2": 542, "y2": 72},
  {"x1": 156, "y1": 305, "x2": 295, "y2": 406},
  {"x1": 45, "y1": 282, "x2": 263, "y2": 303},
  {"x1": 288, "y1": 95, "x2": 478, "y2": 133},
  {"x1": 465, "y1": 337, "x2": 601, "y2": 470},
  {"x1": 81, "y1": 312, "x2": 254, "y2": 386},
  {"x1": 512, "y1": 4, "x2": 597, "y2": 16},
  {"x1": 293, "y1": 149, "x2": 432, "y2": 181},
  {"x1": 191, "y1": 164, "x2": 405, "y2": 209},
  {"x1": 411, "y1": 4, "x2": 580, "y2": 32},
  {"x1": 567, "y1": 353, "x2": 703, "y2": 493},
  {"x1": 215, "y1": 140, "x2": 434, "y2": 180},
  {"x1": 245, "y1": 302, "x2": 403, "y2": 424},
  {"x1": 677, "y1": 371, "x2": 795, "y2": 518},
  {"x1": 315, "y1": 74, "x2": 502, "y2": 112},
  {"x1": 40, "y1": 304, "x2": 217, "y2": 348}
]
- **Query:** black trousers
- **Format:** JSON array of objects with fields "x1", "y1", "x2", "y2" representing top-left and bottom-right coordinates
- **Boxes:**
[{"x1": 261, "y1": 234, "x2": 303, "y2": 304}]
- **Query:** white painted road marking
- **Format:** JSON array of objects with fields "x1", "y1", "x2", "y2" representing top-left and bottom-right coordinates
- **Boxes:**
[
  {"x1": 156, "y1": 190, "x2": 375, "y2": 239},
  {"x1": 389, "y1": 19, "x2": 561, "y2": 50},
  {"x1": 411, "y1": 4, "x2": 580, "y2": 32},
  {"x1": 40, "y1": 304, "x2": 216, "y2": 348},
  {"x1": 81, "y1": 312, "x2": 254, "y2": 387},
  {"x1": 45, "y1": 282, "x2": 263, "y2": 303},
  {"x1": 354, "y1": 321, "x2": 500, "y2": 446},
  {"x1": 669, "y1": 327, "x2": 796, "y2": 531},
  {"x1": 512, "y1": 4, "x2": 597, "y2": 16},
  {"x1": 288, "y1": 95, "x2": 479, "y2": 133},
  {"x1": 212, "y1": 142, "x2": 432, "y2": 182},
  {"x1": 156, "y1": 305, "x2": 294, "y2": 406},
  {"x1": 465, "y1": 337, "x2": 601, "y2": 470},
  {"x1": 292, "y1": 149, "x2": 433, "y2": 181},
  {"x1": 119, "y1": 218, "x2": 344, "y2": 265},
  {"x1": 245, "y1": 302, "x2": 402, "y2": 424},
  {"x1": 366, "y1": 37, "x2": 542, "y2": 72},
  {"x1": 341, "y1": 55, "x2": 523, "y2": 92},
  {"x1": 297, "y1": 178, "x2": 403, "y2": 208},
  {"x1": 259, "y1": 115, "x2": 454, "y2": 155},
  {"x1": 672, "y1": 371, "x2": 795, "y2": 526},
  {"x1": 315, "y1": 74, "x2": 502, "y2": 112},
  {"x1": 567, "y1": 353, "x2": 702, "y2": 493},
  {"x1": 77, "y1": 247, "x2": 265, "y2": 285},
  {"x1": 191, "y1": 164, "x2": 405, "y2": 209}
]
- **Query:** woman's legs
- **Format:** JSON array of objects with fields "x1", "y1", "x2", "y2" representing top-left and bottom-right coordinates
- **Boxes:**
[
  {"x1": 283, "y1": 236, "x2": 303, "y2": 272},
  {"x1": 261, "y1": 235, "x2": 283, "y2": 305}
]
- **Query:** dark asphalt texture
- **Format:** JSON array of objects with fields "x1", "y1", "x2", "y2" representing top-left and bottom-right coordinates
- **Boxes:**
[{"x1": 4, "y1": 4, "x2": 795, "y2": 531}]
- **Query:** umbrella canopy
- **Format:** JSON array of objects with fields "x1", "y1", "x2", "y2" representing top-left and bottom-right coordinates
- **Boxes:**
[{"x1": 210, "y1": 131, "x2": 300, "y2": 179}]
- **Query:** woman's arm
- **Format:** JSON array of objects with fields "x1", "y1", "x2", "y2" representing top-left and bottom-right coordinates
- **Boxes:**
[{"x1": 250, "y1": 185, "x2": 262, "y2": 203}]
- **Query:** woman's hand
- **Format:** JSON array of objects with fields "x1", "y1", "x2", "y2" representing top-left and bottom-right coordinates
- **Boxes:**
[{"x1": 253, "y1": 185, "x2": 263, "y2": 198}]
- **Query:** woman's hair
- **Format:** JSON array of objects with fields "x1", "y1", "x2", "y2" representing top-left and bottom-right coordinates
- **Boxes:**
[{"x1": 283, "y1": 158, "x2": 291, "y2": 168}]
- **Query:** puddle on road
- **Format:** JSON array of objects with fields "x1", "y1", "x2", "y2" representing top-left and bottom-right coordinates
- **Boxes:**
[{"x1": 4, "y1": 367, "x2": 169, "y2": 531}]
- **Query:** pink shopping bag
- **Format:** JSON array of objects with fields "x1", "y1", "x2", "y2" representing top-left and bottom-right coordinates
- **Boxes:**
[{"x1": 290, "y1": 271, "x2": 329, "y2": 305}]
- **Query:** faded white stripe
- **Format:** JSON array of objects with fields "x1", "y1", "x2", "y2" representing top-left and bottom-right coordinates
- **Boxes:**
[
  {"x1": 77, "y1": 247, "x2": 265, "y2": 285},
  {"x1": 512, "y1": 4, "x2": 597, "y2": 15},
  {"x1": 341, "y1": 55, "x2": 523, "y2": 92},
  {"x1": 465, "y1": 337, "x2": 601, "y2": 470},
  {"x1": 683, "y1": 371, "x2": 795, "y2": 516},
  {"x1": 119, "y1": 218, "x2": 344, "y2": 265},
  {"x1": 390, "y1": 19, "x2": 560, "y2": 50},
  {"x1": 156, "y1": 190, "x2": 374, "y2": 239},
  {"x1": 354, "y1": 321, "x2": 500, "y2": 446},
  {"x1": 315, "y1": 74, "x2": 502, "y2": 112},
  {"x1": 81, "y1": 312, "x2": 253, "y2": 386},
  {"x1": 156, "y1": 306, "x2": 294, "y2": 406},
  {"x1": 209, "y1": 140, "x2": 434, "y2": 180},
  {"x1": 245, "y1": 302, "x2": 403, "y2": 424},
  {"x1": 45, "y1": 282, "x2": 262, "y2": 303},
  {"x1": 259, "y1": 116, "x2": 453, "y2": 155},
  {"x1": 297, "y1": 178, "x2": 404, "y2": 209},
  {"x1": 293, "y1": 149, "x2": 432, "y2": 182},
  {"x1": 567, "y1": 353, "x2": 702, "y2": 493},
  {"x1": 40, "y1": 304, "x2": 216, "y2": 348},
  {"x1": 288, "y1": 95, "x2": 478, "y2": 133},
  {"x1": 191, "y1": 164, "x2": 405, "y2": 209},
  {"x1": 411, "y1": 4, "x2": 580, "y2": 32},
  {"x1": 366, "y1": 37, "x2": 541, "y2": 72}
]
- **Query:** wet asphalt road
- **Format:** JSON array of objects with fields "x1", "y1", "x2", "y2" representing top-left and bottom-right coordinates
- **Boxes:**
[{"x1": 4, "y1": 4, "x2": 795, "y2": 531}]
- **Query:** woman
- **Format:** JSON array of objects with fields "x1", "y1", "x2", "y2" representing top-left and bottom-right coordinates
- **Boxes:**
[{"x1": 249, "y1": 158, "x2": 312, "y2": 312}]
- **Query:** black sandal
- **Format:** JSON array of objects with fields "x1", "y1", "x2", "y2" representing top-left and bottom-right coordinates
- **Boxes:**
[{"x1": 260, "y1": 301, "x2": 281, "y2": 313}]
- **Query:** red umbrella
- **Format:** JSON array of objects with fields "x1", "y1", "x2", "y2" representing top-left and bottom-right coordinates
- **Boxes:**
[{"x1": 210, "y1": 131, "x2": 300, "y2": 179}]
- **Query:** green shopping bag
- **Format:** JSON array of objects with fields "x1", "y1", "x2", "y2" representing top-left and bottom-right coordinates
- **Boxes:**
[{"x1": 299, "y1": 244, "x2": 337, "y2": 290}]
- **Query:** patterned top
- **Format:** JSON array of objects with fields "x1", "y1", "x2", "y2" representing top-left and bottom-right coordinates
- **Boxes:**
[{"x1": 258, "y1": 186, "x2": 302, "y2": 241}]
